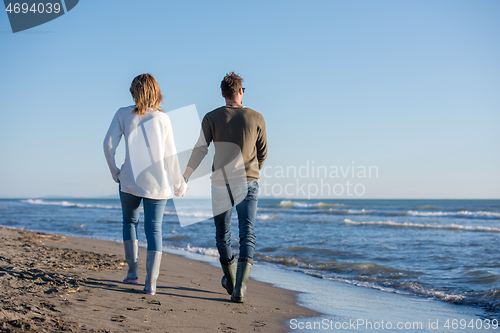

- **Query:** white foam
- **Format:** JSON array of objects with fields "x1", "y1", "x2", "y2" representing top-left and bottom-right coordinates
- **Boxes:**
[
  {"x1": 21, "y1": 199, "x2": 120, "y2": 209},
  {"x1": 164, "y1": 210, "x2": 213, "y2": 218},
  {"x1": 314, "y1": 272, "x2": 467, "y2": 303},
  {"x1": 279, "y1": 200, "x2": 344, "y2": 209},
  {"x1": 344, "y1": 219, "x2": 500, "y2": 233},
  {"x1": 408, "y1": 210, "x2": 500, "y2": 218},
  {"x1": 258, "y1": 214, "x2": 277, "y2": 221},
  {"x1": 181, "y1": 244, "x2": 220, "y2": 257}
]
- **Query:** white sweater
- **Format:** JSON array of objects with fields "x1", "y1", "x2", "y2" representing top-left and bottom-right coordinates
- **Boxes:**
[{"x1": 103, "y1": 106, "x2": 184, "y2": 200}]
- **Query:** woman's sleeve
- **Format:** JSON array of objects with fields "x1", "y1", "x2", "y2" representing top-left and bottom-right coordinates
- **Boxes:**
[
  {"x1": 103, "y1": 110, "x2": 123, "y2": 183},
  {"x1": 163, "y1": 116, "x2": 184, "y2": 188}
]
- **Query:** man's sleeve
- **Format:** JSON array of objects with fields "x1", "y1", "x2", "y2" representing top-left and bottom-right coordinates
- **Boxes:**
[
  {"x1": 256, "y1": 117, "x2": 267, "y2": 170},
  {"x1": 186, "y1": 114, "x2": 212, "y2": 172}
]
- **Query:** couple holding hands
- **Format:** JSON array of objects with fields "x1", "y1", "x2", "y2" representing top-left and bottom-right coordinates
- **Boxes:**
[{"x1": 103, "y1": 72, "x2": 267, "y2": 302}]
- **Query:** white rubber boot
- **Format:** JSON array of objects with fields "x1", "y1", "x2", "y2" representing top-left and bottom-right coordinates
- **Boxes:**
[
  {"x1": 144, "y1": 251, "x2": 162, "y2": 295},
  {"x1": 123, "y1": 240, "x2": 139, "y2": 284}
]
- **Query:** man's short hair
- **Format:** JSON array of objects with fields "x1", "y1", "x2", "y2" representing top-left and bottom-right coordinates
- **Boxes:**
[{"x1": 221, "y1": 72, "x2": 243, "y2": 98}]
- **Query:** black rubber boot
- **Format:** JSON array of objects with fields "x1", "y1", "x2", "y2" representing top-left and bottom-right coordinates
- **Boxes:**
[
  {"x1": 220, "y1": 256, "x2": 236, "y2": 295},
  {"x1": 231, "y1": 259, "x2": 253, "y2": 303}
]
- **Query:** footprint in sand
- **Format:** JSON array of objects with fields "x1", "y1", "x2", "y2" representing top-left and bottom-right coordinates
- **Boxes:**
[{"x1": 110, "y1": 315, "x2": 127, "y2": 322}]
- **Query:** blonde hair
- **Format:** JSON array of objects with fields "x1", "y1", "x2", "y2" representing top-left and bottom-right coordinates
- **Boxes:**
[{"x1": 130, "y1": 74, "x2": 163, "y2": 116}]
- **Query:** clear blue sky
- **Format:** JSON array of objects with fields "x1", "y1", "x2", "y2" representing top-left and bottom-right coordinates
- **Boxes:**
[{"x1": 0, "y1": 0, "x2": 499, "y2": 199}]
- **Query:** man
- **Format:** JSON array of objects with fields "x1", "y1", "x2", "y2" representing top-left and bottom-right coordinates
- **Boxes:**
[{"x1": 182, "y1": 72, "x2": 267, "y2": 303}]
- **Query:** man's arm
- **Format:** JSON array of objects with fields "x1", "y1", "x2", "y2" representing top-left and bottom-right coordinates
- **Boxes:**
[
  {"x1": 184, "y1": 115, "x2": 212, "y2": 180},
  {"x1": 256, "y1": 118, "x2": 267, "y2": 170}
]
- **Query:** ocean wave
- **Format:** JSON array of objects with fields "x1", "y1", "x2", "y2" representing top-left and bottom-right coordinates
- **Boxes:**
[
  {"x1": 344, "y1": 219, "x2": 500, "y2": 233},
  {"x1": 257, "y1": 214, "x2": 278, "y2": 221},
  {"x1": 413, "y1": 205, "x2": 439, "y2": 210},
  {"x1": 95, "y1": 219, "x2": 120, "y2": 224},
  {"x1": 479, "y1": 289, "x2": 500, "y2": 311},
  {"x1": 313, "y1": 274, "x2": 420, "y2": 296},
  {"x1": 395, "y1": 281, "x2": 467, "y2": 303},
  {"x1": 309, "y1": 272, "x2": 483, "y2": 308},
  {"x1": 326, "y1": 276, "x2": 404, "y2": 294},
  {"x1": 463, "y1": 270, "x2": 500, "y2": 285},
  {"x1": 328, "y1": 208, "x2": 381, "y2": 215},
  {"x1": 181, "y1": 244, "x2": 220, "y2": 257},
  {"x1": 21, "y1": 199, "x2": 120, "y2": 210},
  {"x1": 407, "y1": 210, "x2": 500, "y2": 218},
  {"x1": 21, "y1": 199, "x2": 217, "y2": 220},
  {"x1": 163, "y1": 234, "x2": 189, "y2": 241},
  {"x1": 310, "y1": 270, "x2": 500, "y2": 312},
  {"x1": 273, "y1": 202, "x2": 500, "y2": 220},
  {"x1": 279, "y1": 200, "x2": 345, "y2": 209},
  {"x1": 164, "y1": 210, "x2": 213, "y2": 218},
  {"x1": 255, "y1": 254, "x2": 412, "y2": 277},
  {"x1": 326, "y1": 208, "x2": 500, "y2": 219},
  {"x1": 168, "y1": 210, "x2": 277, "y2": 221},
  {"x1": 255, "y1": 254, "x2": 301, "y2": 267}
]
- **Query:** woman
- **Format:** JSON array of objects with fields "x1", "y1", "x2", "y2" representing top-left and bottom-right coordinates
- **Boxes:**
[{"x1": 103, "y1": 73, "x2": 187, "y2": 295}]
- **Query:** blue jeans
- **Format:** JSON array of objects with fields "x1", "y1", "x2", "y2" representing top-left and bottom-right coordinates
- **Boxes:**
[
  {"x1": 212, "y1": 181, "x2": 259, "y2": 263},
  {"x1": 120, "y1": 188, "x2": 167, "y2": 252}
]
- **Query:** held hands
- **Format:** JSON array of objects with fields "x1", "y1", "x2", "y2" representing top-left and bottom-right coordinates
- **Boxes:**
[
  {"x1": 175, "y1": 169, "x2": 192, "y2": 197},
  {"x1": 174, "y1": 181, "x2": 188, "y2": 197}
]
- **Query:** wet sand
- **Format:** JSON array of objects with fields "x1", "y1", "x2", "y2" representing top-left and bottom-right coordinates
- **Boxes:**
[{"x1": 0, "y1": 227, "x2": 317, "y2": 332}]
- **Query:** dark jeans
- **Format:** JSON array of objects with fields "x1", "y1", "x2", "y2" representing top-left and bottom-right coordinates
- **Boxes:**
[
  {"x1": 119, "y1": 188, "x2": 167, "y2": 252},
  {"x1": 212, "y1": 181, "x2": 259, "y2": 263}
]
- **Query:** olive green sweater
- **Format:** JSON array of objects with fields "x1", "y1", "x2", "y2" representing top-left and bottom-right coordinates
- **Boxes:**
[{"x1": 187, "y1": 106, "x2": 267, "y2": 185}]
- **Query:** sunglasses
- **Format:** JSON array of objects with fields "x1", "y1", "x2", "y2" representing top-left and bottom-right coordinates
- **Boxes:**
[{"x1": 242, "y1": 88, "x2": 245, "y2": 93}]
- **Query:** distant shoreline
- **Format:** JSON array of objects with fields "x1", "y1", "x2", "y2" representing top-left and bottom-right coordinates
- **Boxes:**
[{"x1": 2, "y1": 197, "x2": 500, "y2": 200}]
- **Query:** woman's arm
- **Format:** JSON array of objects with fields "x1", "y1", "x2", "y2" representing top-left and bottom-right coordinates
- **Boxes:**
[
  {"x1": 103, "y1": 110, "x2": 123, "y2": 183},
  {"x1": 163, "y1": 116, "x2": 187, "y2": 196}
]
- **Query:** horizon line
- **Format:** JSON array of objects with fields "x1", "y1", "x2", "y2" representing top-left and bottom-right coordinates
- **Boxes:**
[{"x1": 1, "y1": 197, "x2": 499, "y2": 201}]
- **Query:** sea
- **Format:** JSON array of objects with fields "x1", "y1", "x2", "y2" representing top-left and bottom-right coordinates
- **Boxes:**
[{"x1": 1, "y1": 198, "x2": 499, "y2": 326}]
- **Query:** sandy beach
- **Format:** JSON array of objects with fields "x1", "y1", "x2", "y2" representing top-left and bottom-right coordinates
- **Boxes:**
[{"x1": 0, "y1": 226, "x2": 317, "y2": 332}]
